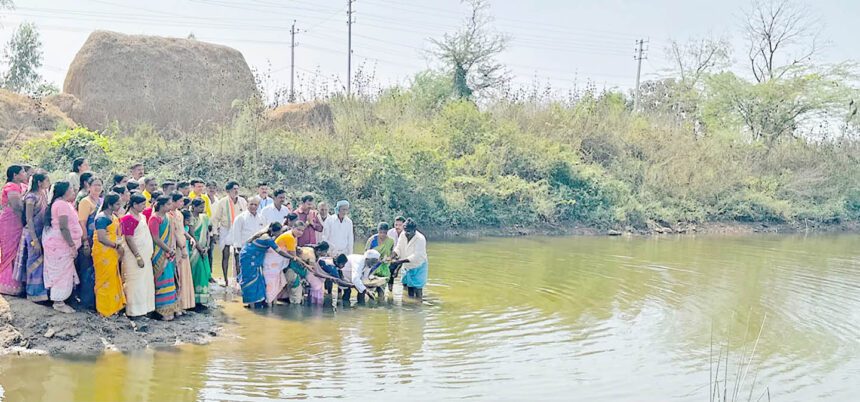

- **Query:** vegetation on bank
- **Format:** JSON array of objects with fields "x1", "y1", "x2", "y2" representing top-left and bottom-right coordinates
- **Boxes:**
[{"x1": 3, "y1": 0, "x2": 859, "y2": 235}]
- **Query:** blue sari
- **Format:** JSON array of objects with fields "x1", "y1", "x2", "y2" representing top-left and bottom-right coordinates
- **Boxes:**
[
  {"x1": 151, "y1": 215, "x2": 179, "y2": 316},
  {"x1": 239, "y1": 237, "x2": 278, "y2": 304},
  {"x1": 75, "y1": 197, "x2": 101, "y2": 309}
]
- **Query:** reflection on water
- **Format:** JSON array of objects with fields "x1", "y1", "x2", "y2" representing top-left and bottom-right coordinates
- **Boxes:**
[{"x1": 2, "y1": 234, "x2": 859, "y2": 401}]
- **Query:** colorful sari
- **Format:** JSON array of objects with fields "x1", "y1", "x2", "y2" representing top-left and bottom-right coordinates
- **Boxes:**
[
  {"x1": 149, "y1": 215, "x2": 179, "y2": 316},
  {"x1": 93, "y1": 214, "x2": 126, "y2": 317},
  {"x1": 366, "y1": 234, "x2": 394, "y2": 278},
  {"x1": 13, "y1": 191, "x2": 48, "y2": 301},
  {"x1": 262, "y1": 248, "x2": 288, "y2": 304},
  {"x1": 170, "y1": 210, "x2": 195, "y2": 310},
  {"x1": 189, "y1": 214, "x2": 212, "y2": 304},
  {"x1": 0, "y1": 182, "x2": 24, "y2": 295},
  {"x1": 238, "y1": 237, "x2": 277, "y2": 304},
  {"x1": 299, "y1": 247, "x2": 324, "y2": 304},
  {"x1": 43, "y1": 200, "x2": 82, "y2": 301},
  {"x1": 120, "y1": 213, "x2": 155, "y2": 317},
  {"x1": 74, "y1": 196, "x2": 101, "y2": 309}
]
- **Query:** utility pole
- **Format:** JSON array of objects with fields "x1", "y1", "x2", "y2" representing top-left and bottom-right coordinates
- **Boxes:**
[
  {"x1": 289, "y1": 20, "x2": 297, "y2": 103},
  {"x1": 347, "y1": 0, "x2": 355, "y2": 97},
  {"x1": 633, "y1": 38, "x2": 647, "y2": 112}
]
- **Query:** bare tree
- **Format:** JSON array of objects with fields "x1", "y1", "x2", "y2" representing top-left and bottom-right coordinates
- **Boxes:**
[
  {"x1": 743, "y1": 0, "x2": 820, "y2": 83},
  {"x1": 666, "y1": 37, "x2": 731, "y2": 87},
  {"x1": 430, "y1": 0, "x2": 509, "y2": 99}
]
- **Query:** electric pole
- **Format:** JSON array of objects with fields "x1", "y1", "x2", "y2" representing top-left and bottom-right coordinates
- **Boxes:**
[
  {"x1": 347, "y1": 0, "x2": 355, "y2": 97},
  {"x1": 633, "y1": 38, "x2": 647, "y2": 112},
  {"x1": 289, "y1": 20, "x2": 297, "y2": 103}
]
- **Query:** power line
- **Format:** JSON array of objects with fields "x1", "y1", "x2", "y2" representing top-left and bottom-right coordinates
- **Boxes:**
[{"x1": 633, "y1": 39, "x2": 648, "y2": 111}]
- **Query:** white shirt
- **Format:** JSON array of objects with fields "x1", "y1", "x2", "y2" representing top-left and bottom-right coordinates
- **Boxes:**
[
  {"x1": 322, "y1": 214, "x2": 354, "y2": 256},
  {"x1": 394, "y1": 231, "x2": 427, "y2": 271},
  {"x1": 258, "y1": 196, "x2": 274, "y2": 210},
  {"x1": 387, "y1": 228, "x2": 403, "y2": 247},
  {"x1": 261, "y1": 204, "x2": 290, "y2": 225},
  {"x1": 345, "y1": 254, "x2": 369, "y2": 293},
  {"x1": 231, "y1": 210, "x2": 267, "y2": 248}
]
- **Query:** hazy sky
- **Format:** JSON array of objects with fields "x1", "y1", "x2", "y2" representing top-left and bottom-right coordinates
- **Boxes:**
[{"x1": 0, "y1": 0, "x2": 858, "y2": 95}]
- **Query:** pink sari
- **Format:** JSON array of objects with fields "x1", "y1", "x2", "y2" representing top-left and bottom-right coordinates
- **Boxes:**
[
  {"x1": 262, "y1": 249, "x2": 288, "y2": 304},
  {"x1": 0, "y1": 182, "x2": 24, "y2": 295},
  {"x1": 43, "y1": 200, "x2": 82, "y2": 301}
]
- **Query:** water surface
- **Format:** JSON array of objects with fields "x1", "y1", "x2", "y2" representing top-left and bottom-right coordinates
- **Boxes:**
[{"x1": 2, "y1": 234, "x2": 859, "y2": 401}]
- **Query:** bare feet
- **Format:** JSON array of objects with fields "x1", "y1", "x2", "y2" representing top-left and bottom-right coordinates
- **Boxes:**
[{"x1": 53, "y1": 301, "x2": 75, "y2": 314}]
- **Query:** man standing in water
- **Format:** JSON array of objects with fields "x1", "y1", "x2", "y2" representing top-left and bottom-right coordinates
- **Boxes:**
[
  {"x1": 388, "y1": 216, "x2": 406, "y2": 248},
  {"x1": 211, "y1": 181, "x2": 248, "y2": 286},
  {"x1": 323, "y1": 200, "x2": 354, "y2": 257},
  {"x1": 392, "y1": 219, "x2": 428, "y2": 300}
]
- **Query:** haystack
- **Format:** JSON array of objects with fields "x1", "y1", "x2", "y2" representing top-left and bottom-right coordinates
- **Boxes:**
[
  {"x1": 63, "y1": 31, "x2": 256, "y2": 132},
  {"x1": 0, "y1": 89, "x2": 76, "y2": 145},
  {"x1": 264, "y1": 102, "x2": 334, "y2": 132}
]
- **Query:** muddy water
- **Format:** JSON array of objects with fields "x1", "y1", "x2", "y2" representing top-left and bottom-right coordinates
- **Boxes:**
[{"x1": 1, "y1": 234, "x2": 859, "y2": 401}]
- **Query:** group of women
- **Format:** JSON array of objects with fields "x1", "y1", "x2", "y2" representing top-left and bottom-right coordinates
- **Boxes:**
[{"x1": 0, "y1": 164, "x2": 212, "y2": 320}]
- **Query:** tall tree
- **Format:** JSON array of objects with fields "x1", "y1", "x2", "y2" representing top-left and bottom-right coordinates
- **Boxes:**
[
  {"x1": 743, "y1": 0, "x2": 819, "y2": 83},
  {"x1": 667, "y1": 37, "x2": 731, "y2": 88},
  {"x1": 430, "y1": 0, "x2": 509, "y2": 99},
  {"x1": 1, "y1": 22, "x2": 45, "y2": 94}
]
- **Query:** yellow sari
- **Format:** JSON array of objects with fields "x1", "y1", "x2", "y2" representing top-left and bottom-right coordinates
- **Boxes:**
[{"x1": 93, "y1": 213, "x2": 126, "y2": 317}]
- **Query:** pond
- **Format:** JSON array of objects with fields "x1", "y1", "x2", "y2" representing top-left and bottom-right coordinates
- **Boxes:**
[{"x1": 1, "y1": 234, "x2": 859, "y2": 401}]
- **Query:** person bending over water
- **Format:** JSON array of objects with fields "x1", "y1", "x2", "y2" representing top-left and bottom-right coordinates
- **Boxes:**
[
  {"x1": 391, "y1": 219, "x2": 428, "y2": 300},
  {"x1": 239, "y1": 222, "x2": 299, "y2": 308}
]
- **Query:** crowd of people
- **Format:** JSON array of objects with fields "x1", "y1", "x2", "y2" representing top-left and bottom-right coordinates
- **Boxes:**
[{"x1": 0, "y1": 160, "x2": 429, "y2": 321}]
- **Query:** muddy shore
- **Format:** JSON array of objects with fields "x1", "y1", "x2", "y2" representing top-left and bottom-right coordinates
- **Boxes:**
[{"x1": 0, "y1": 295, "x2": 223, "y2": 356}]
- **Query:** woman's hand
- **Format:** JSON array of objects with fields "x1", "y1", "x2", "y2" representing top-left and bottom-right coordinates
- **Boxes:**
[
  {"x1": 117, "y1": 246, "x2": 125, "y2": 258},
  {"x1": 135, "y1": 255, "x2": 145, "y2": 268}
]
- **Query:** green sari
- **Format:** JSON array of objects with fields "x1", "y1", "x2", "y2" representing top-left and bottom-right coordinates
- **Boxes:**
[
  {"x1": 366, "y1": 234, "x2": 395, "y2": 277},
  {"x1": 189, "y1": 214, "x2": 211, "y2": 304}
]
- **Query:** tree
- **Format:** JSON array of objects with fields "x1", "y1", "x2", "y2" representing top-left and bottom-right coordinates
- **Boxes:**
[
  {"x1": 666, "y1": 37, "x2": 731, "y2": 88},
  {"x1": 743, "y1": 0, "x2": 820, "y2": 83},
  {"x1": 1, "y1": 22, "x2": 45, "y2": 94},
  {"x1": 430, "y1": 0, "x2": 509, "y2": 99}
]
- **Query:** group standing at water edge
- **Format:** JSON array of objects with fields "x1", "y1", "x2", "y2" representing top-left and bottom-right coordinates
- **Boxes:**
[{"x1": 0, "y1": 160, "x2": 429, "y2": 320}]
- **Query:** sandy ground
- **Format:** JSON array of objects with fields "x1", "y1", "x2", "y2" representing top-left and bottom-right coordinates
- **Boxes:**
[{"x1": 0, "y1": 295, "x2": 223, "y2": 356}]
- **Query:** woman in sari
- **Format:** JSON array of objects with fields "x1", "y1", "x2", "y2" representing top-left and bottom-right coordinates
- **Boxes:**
[
  {"x1": 0, "y1": 165, "x2": 27, "y2": 296},
  {"x1": 169, "y1": 193, "x2": 195, "y2": 312},
  {"x1": 188, "y1": 199, "x2": 211, "y2": 307},
  {"x1": 299, "y1": 241, "x2": 348, "y2": 305},
  {"x1": 13, "y1": 172, "x2": 50, "y2": 301},
  {"x1": 119, "y1": 194, "x2": 155, "y2": 318},
  {"x1": 238, "y1": 222, "x2": 296, "y2": 308},
  {"x1": 93, "y1": 192, "x2": 126, "y2": 317},
  {"x1": 75, "y1": 175, "x2": 102, "y2": 310},
  {"x1": 74, "y1": 172, "x2": 94, "y2": 208},
  {"x1": 149, "y1": 196, "x2": 179, "y2": 320},
  {"x1": 42, "y1": 181, "x2": 82, "y2": 313}
]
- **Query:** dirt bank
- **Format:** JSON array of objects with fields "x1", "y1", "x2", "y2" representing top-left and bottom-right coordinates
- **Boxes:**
[{"x1": 0, "y1": 296, "x2": 223, "y2": 356}]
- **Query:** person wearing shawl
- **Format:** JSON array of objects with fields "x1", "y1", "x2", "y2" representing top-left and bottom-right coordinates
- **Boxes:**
[
  {"x1": 211, "y1": 181, "x2": 247, "y2": 286},
  {"x1": 238, "y1": 222, "x2": 297, "y2": 308},
  {"x1": 14, "y1": 171, "x2": 50, "y2": 300},
  {"x1": 149, "y1": 196, "x2": 180, "y2": 321}
]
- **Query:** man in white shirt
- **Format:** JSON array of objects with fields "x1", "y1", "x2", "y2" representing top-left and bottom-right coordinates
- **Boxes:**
[
  {"x1": 342, "y1": 250, "x2": 384, "y2": 304},
  {"x1": 261, "y1": 189, "x2": 291, "y2": 225},
  {"x1": 322, "y1": 200, "x2": 354, "y2": 257},
  {"x1": 231, "y1": 196, "x2": 268, "y2": 249},
  {"x1": 387, "y1": 216, "x2": 406, "y2": 248},
  {"x1": 392, "y1": 218, "x2": 428, "y2": 300},
  {"x1": 211, "y1": 181, "x2": 248, "y2": 286},
  {"x1": 257, "y1": 182, "x2": 274, "y2": 209}
]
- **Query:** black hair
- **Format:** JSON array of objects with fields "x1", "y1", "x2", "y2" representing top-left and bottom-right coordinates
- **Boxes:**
[
  {"x1": 378, "y1": 222, "x2": 390, "y2": 231},
  {"x1": 130, "y1": 163, "x2": 143, "y2": 170},
  {"x1": 72, "y1": 157, "x2": 86, "y2": 173},
  {"x1": 225, "y1": 181, "x2": 239, "y2": 191},
  {"x1": 101, "y1": 192, "x2": 121, "y2": 212},
  {"x1": 177, "y1": 181, "x2": 190, "y2": 189},
  {"x1": 313, "y1": 241, "x2": 330, "y2": 253},
  {"x1": 285, "y1": 212, "x2": 298, "y2": 222},
  {"x1": 300, "y1": 193, "x2": 314, "y2": 203},
  {"x1": 28, "y1": 172, "x2": 48, "y2": 193},
  {"x1": 46, "y1": 181, "x2": 71, "y2": 227},
  {"x1": 394, "y1": 216, "x2": 406, "y2": 223},
  {"x1": 154, "y1": 195, "x2": 171, "y2": 212},
  {"x1": 267, "y1": 221, "x2": 283, "y2": 235},
  {"x1": 111, "y1": 185, "x2": 127, "y2": 195},
  {"x1": 405, "y1": 218, "x2": 418, "y2": 231},
  {"x1": 335, "y1": 254, "x2": 348, "y2": 266},
  {"x1": 129, "y1": 193, "x2": 147, "y2": 209},
  {"x1": 190, "y1": 178, "x2": 205, "y2": 186},
  {"x1": 170, "y1": 192, "x2": 184, "y2": 202},
  {"x1": 207, "y1": 181, "x2": 218, "y2": 187},
  {"x1": 79, "y1": 172, "x2": 95, "y2": 189},
  {"x1": 5, "y1": 165, "x2": 22, "y2": 182},
  {"x1": 181, "y1": 209, "x2": 191, "y2": 221},
  {"x1": 126, "y1": 181, "x2": 140, "y2": 191},
  {"x1": 149, "y1": 191, "x2": 163, "y2": 202},
  {"x1": 273, "y1": 189, "x2": 286, "y2": 197},
  {"x1": 161, "y1": 181, "x2": 176, "y2": 190},
  {"x1": 182, "y1": 197, "x2": 191, "y2": 207},
  {"x1": 257, "y1": 181, "x2": 268, "y2": 187},
  {"x1": 191, "y1": 198, "x2": 205, "y2": 208},
  {"x1": 144, "y1": 177, "x2": 156, "y2": 185},
  {"x1": 112, "y1": 173, "x2": 126, "y2": 185}
]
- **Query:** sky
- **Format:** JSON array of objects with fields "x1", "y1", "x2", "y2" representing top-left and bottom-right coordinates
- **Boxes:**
[{"x1": 0, "y1": 0, "x2": 858, "y2": 96}]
